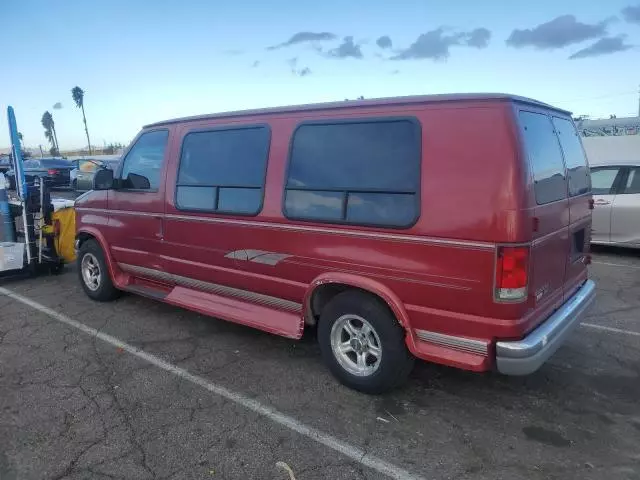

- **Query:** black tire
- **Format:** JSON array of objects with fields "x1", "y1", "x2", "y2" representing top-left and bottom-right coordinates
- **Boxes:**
[
  {"x1": 71, "y1": 179, "x2": 77, "y2": 191},
  {"x1": 318, "y1": 290, "x2": 414, "y2": 394},
  {"x1": 77, "y1": 239, "x2": 121, "y2": 302}
]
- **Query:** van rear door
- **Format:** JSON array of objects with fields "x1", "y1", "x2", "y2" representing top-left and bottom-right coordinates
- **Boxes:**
[
  {"x1": 551, "y1": 116, "x2": 591, "y2": 297},
  {"x1": 518, "y1": 111, "x2": 570, "y2": 313}
]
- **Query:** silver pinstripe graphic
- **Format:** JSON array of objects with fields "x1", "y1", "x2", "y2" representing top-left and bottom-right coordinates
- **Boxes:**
[
  {"x1": 224, "y1": 249, "x2": 292, "y2": 266},
  {"x1": 222, "y1": 250, "x2": 469, "y2": 290},
  {"x1": 118, "y1": 263, "x2": 302, "y2": 313},
  {"x1": 414, "y1": 329, "x2": 489, "y2": 356},
  {"x1": 75, "y1": 207, "x2": 496, "y2": 250}
]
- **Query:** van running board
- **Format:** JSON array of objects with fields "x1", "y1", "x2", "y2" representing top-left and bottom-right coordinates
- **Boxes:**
[
  {"x1": 164, "y1": 286, "x2": 303, "y2": 339},
  {"x1": 122, "y1": 284, "x2": 169, "y2": 301},
  {"x1": 116, "y1": 263, "x2": 304, "y2": 339}
]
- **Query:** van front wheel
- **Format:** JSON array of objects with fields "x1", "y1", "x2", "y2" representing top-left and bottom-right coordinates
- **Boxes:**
[
  {"x1": 77, "y1": 239, "x2": 120, "y2": 302},
  {"x1": 318, "y1": 291, "x2": 414, "y2": 394}
]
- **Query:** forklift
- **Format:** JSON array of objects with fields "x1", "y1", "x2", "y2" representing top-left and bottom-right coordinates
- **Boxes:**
[{"x1": 0, "y1": 106, "x2": 67, "y2": 278}]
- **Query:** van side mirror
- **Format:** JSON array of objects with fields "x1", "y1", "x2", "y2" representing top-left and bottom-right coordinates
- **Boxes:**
[
  {"x1": 125, "y1": 173, "x2": 151, "y2": 190},
  {"x1": 93, "y1": 168, "x2": 114, "y2": 190}
]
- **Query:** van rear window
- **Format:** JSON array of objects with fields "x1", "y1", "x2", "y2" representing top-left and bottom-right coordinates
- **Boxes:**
[
  {"x1": 284, "y1": 119, "x2": 421, "y2": 227},
  {"x1": 519, "y1": 111, "x2": 567, "y2": 205},
  {"x1": 552, "y1": 117, "x2": 590, "y2": 196}
]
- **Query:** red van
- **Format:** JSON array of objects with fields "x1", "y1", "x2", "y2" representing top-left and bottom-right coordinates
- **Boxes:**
[{"x1": 75, "y1": 94, "x2": 595, "y2": 393}]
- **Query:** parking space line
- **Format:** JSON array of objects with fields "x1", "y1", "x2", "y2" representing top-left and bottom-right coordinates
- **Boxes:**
[
  {"x1": 591, "y1": 261, "x2": 640, "y2": 270},
  {"x1": 582, "y1": 322, "x2": 640, "y2": 337},
  {"x1": 0, "y1": 287, "x2": 425, "y2": 480}
]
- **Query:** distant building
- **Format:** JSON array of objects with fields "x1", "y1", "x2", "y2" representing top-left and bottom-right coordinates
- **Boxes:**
[
  {"x1": 576, "y1": 115, "x2": 640, "y2": 164},
  {"x1": 576, "y1": 116, "x2": 640, "y2": 137}
]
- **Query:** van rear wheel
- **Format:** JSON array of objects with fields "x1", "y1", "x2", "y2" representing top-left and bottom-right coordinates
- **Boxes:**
[
  {"x1": 318, "y1": 291, "x2": 414, "y2": 394},
  {"x1": 78, "y1": 239, "x2": 120, "y2": 302}
]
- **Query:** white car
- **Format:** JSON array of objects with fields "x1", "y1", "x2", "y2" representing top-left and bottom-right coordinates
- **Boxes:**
[{"x1": 591, "y1": 161, "x2": 640, "y2": 248}]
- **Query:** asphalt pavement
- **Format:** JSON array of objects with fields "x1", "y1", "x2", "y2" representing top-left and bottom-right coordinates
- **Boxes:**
[{"x1": 0, "y1": 196, "x2": 639, "y2": 479}]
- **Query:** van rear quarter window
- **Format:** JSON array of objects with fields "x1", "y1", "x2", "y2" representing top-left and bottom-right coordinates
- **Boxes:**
[
  {"x1": 284, "y1": 119, "x2": 421, "y2": 227},
  {"x1": 519, "y1": 111, "x2": 567, "y2": 205},
  {"x1": 176, "y1": 126, "x2": 270, "y2": 215},
  {"x1": 552, "y1": 117, "x2": 590, "y2": 196}
]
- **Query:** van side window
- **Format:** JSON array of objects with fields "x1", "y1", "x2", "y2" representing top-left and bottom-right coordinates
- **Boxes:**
[
  {"x1": 284, "y1": 119, "x2": 421, "y2": 227},
  {"x1": 552, "y1": 117, "x2": 590, "y2": 196},
  {"x1": 120, "y1": 130, "x2": 168, "y2": 190},
  {"x1": 176, "y1": 126, "x2": 270, "y2": 215},
  {"x1": 519, "y1": 112, "x2": 567, "y2": 205}
]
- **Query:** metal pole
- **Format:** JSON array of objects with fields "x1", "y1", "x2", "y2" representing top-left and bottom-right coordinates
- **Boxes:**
[
  {"x1": 38, "y1": 177, "x2": 43, "y2": 263},
  {"x1": 7, "y1": 107, "x2": 32, "y2": 266}
]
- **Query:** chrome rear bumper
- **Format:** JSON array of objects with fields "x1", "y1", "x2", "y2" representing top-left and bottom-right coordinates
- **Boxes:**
[{"x1": 496, "y1": 279, "x2": 596, "y2": 375}]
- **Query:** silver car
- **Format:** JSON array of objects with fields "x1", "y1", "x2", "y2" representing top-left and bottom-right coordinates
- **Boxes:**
[{"x1": 591, "y1": 161, "x2": 640, "y2": 248}]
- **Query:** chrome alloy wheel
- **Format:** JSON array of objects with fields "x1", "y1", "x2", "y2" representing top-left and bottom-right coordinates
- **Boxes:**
[
  {"x1": 330, "y1": 314, "x2": 383, "y2": 377},
  {"x1": 81, "y1": 253, "x2": 101, "y2": 291}
]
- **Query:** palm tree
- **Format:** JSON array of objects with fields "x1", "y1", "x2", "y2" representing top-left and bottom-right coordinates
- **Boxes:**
[
  {"x1": 41, "y1": 111, "x2": 59, "y2": 155},
  {"x1": 51, "y1": 118, "x2": 60, "y2": 155},
  {"x1": 42, "y1": 111, "x2": 53, "y2": 145},
  {"x1": 71, "y1": 86, "x2": 92, "y2": 154}
]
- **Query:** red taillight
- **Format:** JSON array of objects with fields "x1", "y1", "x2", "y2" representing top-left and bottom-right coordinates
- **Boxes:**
[
  {"x1": 48, "y1": 169, "x2": 58, "y2": 175},
  {"x1": 495, "y1": 246, "x2": 529, "y2": 301}
]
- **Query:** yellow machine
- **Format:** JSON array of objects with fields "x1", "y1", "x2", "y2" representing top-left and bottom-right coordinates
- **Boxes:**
[{"x1": 42, "y1": 206, "x2": 76, "y2": 264}]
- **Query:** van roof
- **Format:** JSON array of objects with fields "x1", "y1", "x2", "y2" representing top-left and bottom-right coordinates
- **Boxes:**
[{"x1": 145, "y1": 93, "x2": 571, "y2": 128}]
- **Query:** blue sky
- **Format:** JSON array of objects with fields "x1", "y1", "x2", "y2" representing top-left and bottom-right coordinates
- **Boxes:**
[{"x1": 1, "y1": 0, "x2": 639, "y2": 150}]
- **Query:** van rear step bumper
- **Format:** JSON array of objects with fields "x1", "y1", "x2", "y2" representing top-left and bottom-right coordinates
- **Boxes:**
[{"x1": 496, "y1": 279, "x2": 596, "y2": 375}]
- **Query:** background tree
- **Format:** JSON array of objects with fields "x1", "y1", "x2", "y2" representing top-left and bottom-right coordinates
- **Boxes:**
[
  {"x1": 16, "y1": 133, "x2": 31, "y2": 157},
  {"x1": 41, "y1": 111, "x2": 60, "y2": 156},
  {"x1": 71, "y1": 86, "x2": 92, "y2": 154},
  {"x1": 103, "y1": 142, "x2": 125, "y2": 154}
]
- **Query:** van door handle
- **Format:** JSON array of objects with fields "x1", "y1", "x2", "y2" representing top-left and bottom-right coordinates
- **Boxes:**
[{"x1": 594, "y1": 199, "x2": 610, "y2": 206}]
